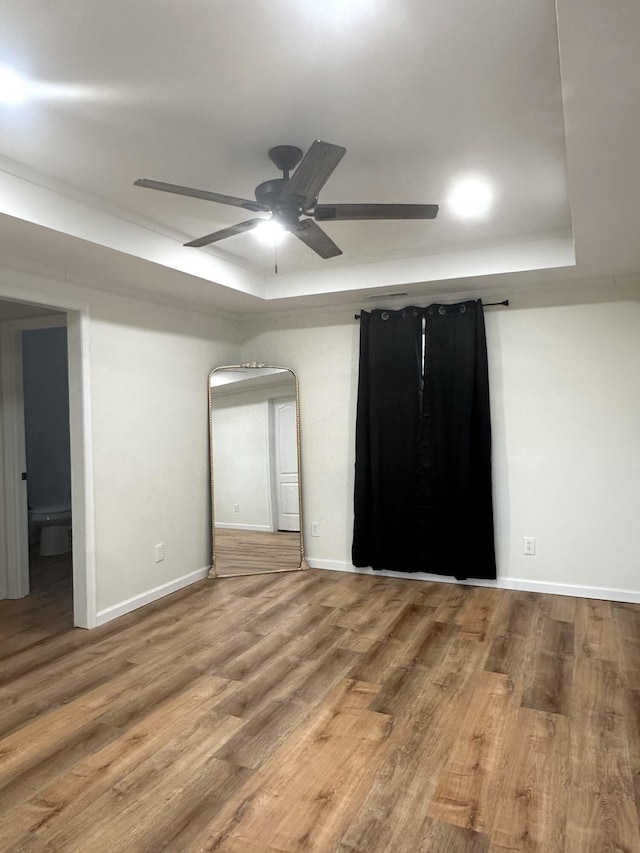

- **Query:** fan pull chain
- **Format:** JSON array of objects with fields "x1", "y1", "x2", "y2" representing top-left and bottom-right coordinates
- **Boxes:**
[{"x1": 274, "y1": 242, "x2": 278, "y2": 275}]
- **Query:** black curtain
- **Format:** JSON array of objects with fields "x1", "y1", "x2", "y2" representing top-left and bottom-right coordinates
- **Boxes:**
[
  {"x1": 352, "y1": 299, "x2": 496, "y2": 580},
  {"x1": 352, "y1": 307, "x2": 423, "y2": 572}
]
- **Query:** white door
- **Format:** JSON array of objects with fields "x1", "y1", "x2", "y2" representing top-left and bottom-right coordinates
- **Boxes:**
[
  {"x1": 273, "y1": 398, "x2": 299, "y2": 532},
  {"x1": 0, "y1": 319, "x2": 30, "y2": 599}
]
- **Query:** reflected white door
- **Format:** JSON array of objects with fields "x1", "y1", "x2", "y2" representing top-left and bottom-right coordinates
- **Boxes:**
[{"x1": 273, "y1": 398, "x2": 299, "y2": 532}]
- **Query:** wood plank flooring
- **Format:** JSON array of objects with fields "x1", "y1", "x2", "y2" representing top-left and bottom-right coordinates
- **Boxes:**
[
  {"x1": 0, "y1": 549, "x2": 73, "y2": 661},
  {"x1": 1, "y1": 569, "x2": 640, "y2": 851},
  {"x1": 213, "y1": 528, "x2": 302, "y2": 576}
]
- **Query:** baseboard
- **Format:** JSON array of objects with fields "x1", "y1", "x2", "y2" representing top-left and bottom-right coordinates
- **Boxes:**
[
  {"x1": 306, "y1": 559, "x2": 640, "y2": 604},
  {"x1": 215, "y1": 523, "x2": 272, "y2": 532},
  {"x1": 95, "y1": 566, "x2": 209, "y2": 626}
]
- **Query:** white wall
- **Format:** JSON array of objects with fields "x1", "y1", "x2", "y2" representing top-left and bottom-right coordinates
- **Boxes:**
[
  {"x1": 241, "y1": 281, "x2": 640, "y2": 600},
  {"x1": 0, "y1": 267, "x2": 240, "y2": 621},
  {"x1": 211, "y1": 398, "x2": 272, "y2": 529},
  {"x1": 241, "y1": 314, "x2": 359, "y2": 564},
  {"x1": 88, "y1": 293, "x2": 240, "y2": 615},
  {"x1": 490, "y1": 295, "x2": 640, "y2": 593}
]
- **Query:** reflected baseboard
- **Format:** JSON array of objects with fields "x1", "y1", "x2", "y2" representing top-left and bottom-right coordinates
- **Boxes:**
[
  {"x1": 212, "y1": 567, "x2": 304, "y2": 579},
  {"x1": 214, "y1": 523, "x2": 272, "y2": 532}
]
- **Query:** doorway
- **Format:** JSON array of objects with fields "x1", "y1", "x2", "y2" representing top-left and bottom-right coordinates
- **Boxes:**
[
  {"x1": 0, "y1": 294, "x2": 94, "y2": 630},
  {"x1": 25, "y1": 322, "x2": 74, "y2": 632}
]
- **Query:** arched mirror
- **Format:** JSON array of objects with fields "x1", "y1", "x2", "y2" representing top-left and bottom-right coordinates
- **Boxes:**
[{"x1": 207, "y1": 363, "x2": 307, "y2": 578}]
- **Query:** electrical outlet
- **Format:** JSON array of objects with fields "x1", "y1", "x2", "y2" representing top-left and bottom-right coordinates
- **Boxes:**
[
  {"x1": 523, "y1": 537, "x2": 535, "y2": 556},
  {"x1": 155, "y1": 542, "x2": 165, "y2": 563},
  {"x1": 234, "y1": 503, "x2": 240, "y2": 513},
  {"x1": 311, "y1": 522, "x2": 320, "y2": 537}
]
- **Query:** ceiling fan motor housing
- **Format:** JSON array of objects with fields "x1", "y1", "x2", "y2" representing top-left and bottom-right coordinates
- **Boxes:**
[
  {"x1": 255, "y1": 178, "x2": 304, "y2": 226},
  {"x1": 254, "y1": 178, "x2": 284, "y2": 207},
  {"x1": 258, "y1": 146, "x2": 309, "y2": 225}
]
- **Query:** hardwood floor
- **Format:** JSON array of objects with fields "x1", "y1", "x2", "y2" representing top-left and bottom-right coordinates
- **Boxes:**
[
  {"x1": 0, "y1": 549, "x2": 73, "y2": 661},
  {"x1": 213, "y1": 528, "x2": 302, "y2": 576},
  {"x1": 1, "y1": 569, "x2": 640, "y2": 851}
]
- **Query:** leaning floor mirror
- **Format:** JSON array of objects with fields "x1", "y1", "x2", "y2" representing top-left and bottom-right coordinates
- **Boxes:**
[{"x1": 207, "y1": 363, "x2": 308, "y2": 578}]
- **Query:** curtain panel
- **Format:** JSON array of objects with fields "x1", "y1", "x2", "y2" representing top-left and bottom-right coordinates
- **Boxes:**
[
  {"x1": 352, "y1": 300, "x2": 496, "y2": 580},
  {"x1": 352, "y1": 307, "x2": 423, "y2": 572}
]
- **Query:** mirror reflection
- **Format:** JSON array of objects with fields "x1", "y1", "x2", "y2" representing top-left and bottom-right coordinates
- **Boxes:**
[{"x1": 208, "y1": 365, "x2": 305, "y2": 577}]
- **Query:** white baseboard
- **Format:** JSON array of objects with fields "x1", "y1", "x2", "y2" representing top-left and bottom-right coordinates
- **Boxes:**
[
  {"x1": 215, "y1": 522, "x2": 272, "y2": 532},
  {"x1": 307, "y1": 559, "x2": 640, "y2": 604},
  {"x1": 95, "y1": 566, "x2": 209, "y2": 626}
]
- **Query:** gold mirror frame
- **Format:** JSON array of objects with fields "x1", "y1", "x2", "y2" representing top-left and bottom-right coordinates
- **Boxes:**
[{"x1": 207, "y1": 362, "x2": 308, "y2": 579}]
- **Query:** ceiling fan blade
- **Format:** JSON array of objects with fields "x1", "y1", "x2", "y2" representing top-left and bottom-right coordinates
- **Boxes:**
[
  {"x1": 314, "y1": 203, "x2": 439, "y2": 221},
  {"x1": 291, "y1": 219, "x2": 343, "y2": 259},
  {"x1": 134, "y1": 179, "x2": 268, "y2": 213},
  {"x1": 280, "y1": 141, "x2": 346, "y2": 208},
  {"x1": 184, "y1": 218, "x2": 263, "y2": 248}
]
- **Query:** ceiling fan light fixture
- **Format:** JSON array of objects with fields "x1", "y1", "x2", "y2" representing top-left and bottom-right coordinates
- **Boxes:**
[
  {"x1": 447, "y1": 176, "x2": 493, "y2": 219},
  {"x1": 254, "y1": 218, "x2": 286, "y2": 246}
]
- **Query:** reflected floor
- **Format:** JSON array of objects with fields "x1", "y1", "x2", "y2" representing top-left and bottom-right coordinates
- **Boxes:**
[{"x1": 213, "y1": 528, "x2": 301, "y2": 576}]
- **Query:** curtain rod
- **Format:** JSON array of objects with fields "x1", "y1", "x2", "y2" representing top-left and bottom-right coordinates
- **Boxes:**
[{"x1": 354, "y1": 299, "x2": 509, "y2": 320}]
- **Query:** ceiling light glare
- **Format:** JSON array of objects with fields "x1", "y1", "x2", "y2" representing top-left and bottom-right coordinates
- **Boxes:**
[
  {"x1": 447, "y1": 176, "x2": 493, "y2": 219},
  {"x1": 0, "y1": 67, "x2": 28, "y2": 104},
  {"x1": 319, "y1": 0, "x2": 386, "y2": 22},
  {"x1": 254, "y1": 219, "x2": 286, "y2": 246}
]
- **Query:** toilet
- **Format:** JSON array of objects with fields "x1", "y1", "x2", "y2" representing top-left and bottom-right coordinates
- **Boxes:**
[{"x1": 29, "y1": 504, "x2": 72, "y2": 556}]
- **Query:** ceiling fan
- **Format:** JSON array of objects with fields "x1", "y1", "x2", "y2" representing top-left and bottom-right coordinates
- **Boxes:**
[{"x1": 134, "y1": 140, "x2": 439, "y2": 259}]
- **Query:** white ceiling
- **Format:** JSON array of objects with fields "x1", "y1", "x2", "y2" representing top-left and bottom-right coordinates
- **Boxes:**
[{"x1": 0, "y1": 0, "x2": 638, "y2": 312}]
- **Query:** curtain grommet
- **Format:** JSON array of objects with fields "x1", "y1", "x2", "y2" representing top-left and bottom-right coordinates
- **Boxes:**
[
  {"x1": 438, "y1": 306, "x2": 446, "y2": 315},
  {"x1": 460, "y1": 305, "x2": 466, "y2": 314},
  {"x1": 381, "y1": 311, "x2": 390, "y2": 320}
]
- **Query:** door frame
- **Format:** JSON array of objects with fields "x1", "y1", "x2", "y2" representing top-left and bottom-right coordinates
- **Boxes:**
[{"x1": 0, "y1": 285, "x2": 96, "y2": 628}]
